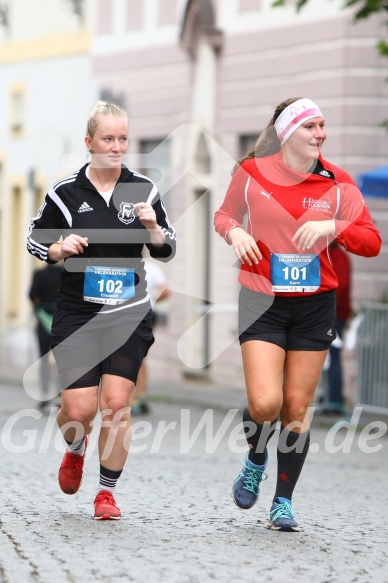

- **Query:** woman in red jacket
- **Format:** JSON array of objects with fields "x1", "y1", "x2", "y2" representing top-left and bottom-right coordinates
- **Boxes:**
[{"x1": 214, "y1": 97, "x2": 381, "y2": 531}]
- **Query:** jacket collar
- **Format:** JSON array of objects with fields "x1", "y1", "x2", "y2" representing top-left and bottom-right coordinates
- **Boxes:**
[
  {"x1": 74, "y1": 163, "x2": 134, "y2": 189},
  {"x1": 310, "y1": 157, "x2": 336, "y2": 181}
]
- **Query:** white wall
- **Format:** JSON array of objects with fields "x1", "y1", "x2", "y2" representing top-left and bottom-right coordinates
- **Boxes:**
[{"x1": 0, "y1": 0, "x2": 94, "y2": 366}]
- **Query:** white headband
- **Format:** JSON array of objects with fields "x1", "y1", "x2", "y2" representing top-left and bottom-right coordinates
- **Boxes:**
[{"x1": 274, "y1": 98, "x2": 324, "y2": 146}]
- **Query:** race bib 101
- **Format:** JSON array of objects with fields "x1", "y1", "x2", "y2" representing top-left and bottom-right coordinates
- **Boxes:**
[{"x1": 270, "y1": 254, "x2": 320, "y2": 292}]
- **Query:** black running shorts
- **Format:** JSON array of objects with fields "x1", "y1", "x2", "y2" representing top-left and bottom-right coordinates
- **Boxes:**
[
  {"x1": 51, "y1": 306, "x2": 155, "y2": 389},
  {"x1": 239, "y1": 287, "x2": 336, "y2": 351}
]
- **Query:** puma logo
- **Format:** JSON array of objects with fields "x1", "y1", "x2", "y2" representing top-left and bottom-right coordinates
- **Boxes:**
[{"x1": 260, "y1": 190, "x2": 272, "y2": 199}]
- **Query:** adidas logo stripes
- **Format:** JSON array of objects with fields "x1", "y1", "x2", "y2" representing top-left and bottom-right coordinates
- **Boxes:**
[{"x1": 78, "y1": 202, "x2": 93, "y2": 213}]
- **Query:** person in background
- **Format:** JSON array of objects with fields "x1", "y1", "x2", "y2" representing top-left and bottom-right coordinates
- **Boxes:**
[
  {"x1": 322, "y1": 242, "x2": 352, "y2": 415},
  {"x1": 29, "y1": 263, "x2": 63, "y2": 410},
  {"x1": 131, "y1": 257, "x2": 169, "y2": 415}
]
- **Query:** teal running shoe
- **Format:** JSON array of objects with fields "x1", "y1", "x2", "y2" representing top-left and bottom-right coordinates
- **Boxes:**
[
  {"x1": 267, "y1": 497, "x2": 300, "y2": 531},
  {"x1": 231, "y1": 451, "x2": 268, "y2": 510}
]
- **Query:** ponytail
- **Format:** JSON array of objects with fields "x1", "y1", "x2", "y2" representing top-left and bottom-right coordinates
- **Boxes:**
[{"x1": 232, "y1": 97, "x2": 303, "y2": 174}]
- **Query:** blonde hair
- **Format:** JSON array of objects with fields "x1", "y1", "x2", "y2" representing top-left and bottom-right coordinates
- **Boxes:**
[{"x1": 86, "y1": 101, "x2": 128, "y2": 138}]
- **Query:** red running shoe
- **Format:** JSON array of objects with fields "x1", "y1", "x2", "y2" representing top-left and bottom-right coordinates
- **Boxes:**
[
  {"x1": 58, "y1": 435, "x2": 89, "y2": 495},
  {"x1": 94, "y1": 490, "x2": 121, "y2": 521}
]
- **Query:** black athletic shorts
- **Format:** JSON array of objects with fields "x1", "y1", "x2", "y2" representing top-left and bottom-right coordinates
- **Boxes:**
[
  {"x1": 51, "y1": 306, "x2": 155, "y2": 389},
  {"x1": 238, "y1": 287, "x2": 336, "y2": 351}
]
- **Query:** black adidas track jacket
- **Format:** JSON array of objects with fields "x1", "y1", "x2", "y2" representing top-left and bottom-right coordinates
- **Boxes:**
[{"x1": 26, "y1": 164, "x2": 176, "y2": 314}]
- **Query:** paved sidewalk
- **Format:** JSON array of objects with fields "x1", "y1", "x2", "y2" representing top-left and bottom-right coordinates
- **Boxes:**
[
  {"x1": 0, "y1": 363, "x2": 247, "y2": 411},
  {"x1": 1, "y1": 365, "x2": 388, "y2": 583},
  {"x1": 4, "y1": 362, "x2": 387, "y2": 426}
]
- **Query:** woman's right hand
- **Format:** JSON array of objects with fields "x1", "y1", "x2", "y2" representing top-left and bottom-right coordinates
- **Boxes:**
[
  {"x1": 228, "y1": 227, "x2": 262, "y2": 266},
  {"x1": 48, "y1": 235, "x2": 88, "y2": 261}
]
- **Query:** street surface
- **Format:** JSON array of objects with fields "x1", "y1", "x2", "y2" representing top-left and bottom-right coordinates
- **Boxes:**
[{"x1": 0, "y1": 382, "x2": 388, "y2": 583}]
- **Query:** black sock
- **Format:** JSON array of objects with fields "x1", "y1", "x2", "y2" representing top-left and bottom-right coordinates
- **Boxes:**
[
  {"x1": 274, "y1": 427, "x2": 310, "y2": 501},
  {"x1": 98, "y1": 465, "x2": 123, "y2": 494},
  {"x1": 243, "y1": 407, "x2": 277, "y2": 466}
]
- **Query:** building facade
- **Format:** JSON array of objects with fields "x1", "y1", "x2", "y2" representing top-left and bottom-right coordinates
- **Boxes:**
[
  {"x1": 1, "y1": 0, "x2": 387, "y2": 387},
  {"x1": 92, "y1": 0, "x2": 388, "y2": 386},
  {"x1": 0, "y1": 0, "x2": 94, "y2": 365}
]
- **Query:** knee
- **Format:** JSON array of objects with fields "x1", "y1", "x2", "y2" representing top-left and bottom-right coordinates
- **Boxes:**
[
  {"x1": 281, "y1": 399, "x2": 310, "y2": 427},
  {"x1": 59, "y1": 402, "x2": 96, "y2": 429},
  {"x1": 248, "y1": 397, "x2": 282, "y2": 424},
  {"x1": 101, "y1": 396, "x2": 131, "y2": 422}
]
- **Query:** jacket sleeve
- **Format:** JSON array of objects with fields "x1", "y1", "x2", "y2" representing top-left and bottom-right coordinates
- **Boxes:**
[
  {"x1": 26, "y1": 194, "x2": 68, "y2": 263},
  {"x1": 214, "y1": 164, "x2": 249, "y2": 244},
  {"x1": 333, "y1": 180, "x2": 381, "y2": 257},
  {"x1": 146, "y1": 194, "x2": 176, "y2": 262}
]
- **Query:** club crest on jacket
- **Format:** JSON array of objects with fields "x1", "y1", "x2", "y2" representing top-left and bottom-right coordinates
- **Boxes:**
[{"x1": 118, "y1": 202, "x2": 136, "y2": 224}]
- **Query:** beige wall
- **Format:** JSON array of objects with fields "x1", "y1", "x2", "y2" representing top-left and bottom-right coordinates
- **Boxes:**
[
  {"x1": 91, "y1": 0, "x2": 388, "y2": 387},
  {"x1": 0, "y1": 0, "x2": 93, "y2": 366},
  {"x1": 215, "y1": 12, "x2": 388, "y2": 313}
]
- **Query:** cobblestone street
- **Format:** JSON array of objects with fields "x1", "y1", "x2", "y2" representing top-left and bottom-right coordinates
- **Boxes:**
[{"x1": 1, "y1": 381, "x2": 388, "y2": 583}]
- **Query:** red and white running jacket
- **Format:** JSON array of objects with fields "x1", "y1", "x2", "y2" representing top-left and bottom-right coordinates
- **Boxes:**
[{"x1": 214, "y1": 152, "x2": 381, "y2": 297}]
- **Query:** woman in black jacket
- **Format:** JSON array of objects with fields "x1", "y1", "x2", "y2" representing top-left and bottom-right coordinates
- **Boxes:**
[{"x1": 27, "y1": 101, "x2": 176, "y2": 520}]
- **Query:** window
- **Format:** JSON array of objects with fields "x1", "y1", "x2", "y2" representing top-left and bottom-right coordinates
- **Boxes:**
[
  {"x1": 10, "y1": 85, "x2": 26, "y2": 136},
  {"x1": 138, "y1": 138, "x2": 171, "y2": 208},
  {"x1": 239, "y1": 133, "x2": 259, "y2": 158},
  {"x1": 97, "y1": 0, "x2": 113, "y2": 34},
  {"x1": 239, "y1": 0, "x2": 262, "y2": 11},
  {"x1": 158, "y1": 0, "x2": 177, "y2": 26},
  {"x1": 126, "y1": 0, "x2": 143, "y2": 31},
  {"x1": 99, "y1": 88, "x2": 126, "y2": 110},
  {"x1": 7, "y1": 186, "x2": 22, "y2": 320}
]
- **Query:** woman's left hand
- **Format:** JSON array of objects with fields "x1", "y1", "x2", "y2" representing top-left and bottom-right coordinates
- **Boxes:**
[
  {"x1": 293, "y1": 220, "x2": 335, "y2": 250},
  {"x1": 134, "y1": 203, "x2": 157, "y2": 229}
]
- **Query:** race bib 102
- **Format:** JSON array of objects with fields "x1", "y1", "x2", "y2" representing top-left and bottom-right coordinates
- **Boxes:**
[{"x1": 83, "y1": 266, "x2": 135, "y2": 304}]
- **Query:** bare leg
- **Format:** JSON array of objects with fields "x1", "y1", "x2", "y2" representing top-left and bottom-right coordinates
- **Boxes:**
[
  {"x1": 57, "y1": 386, "x2": 98, "y2": 442},
  {"x1": 231, "y1": 341, "x2": 285, "y2": 510},
  {"x1": 98, "y1": 374, "x2": 135, "y2": 470},
  {"x1": 272, "y1": 349, "x2": 329, "y2": 505},
  {"x1": 57, "y1": 386, "x2": 98, "y2": 495},
  {"x1": 282, "y1": 350, "x2": 328, "y2": 431},
  {"x1": 241, "y1": 340, "x2": 285, "y2": 422}
]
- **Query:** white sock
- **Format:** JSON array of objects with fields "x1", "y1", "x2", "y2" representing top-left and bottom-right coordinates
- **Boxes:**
[
  {"x1": 65, "y1": 436, "x2": 86, "y2": 456},
  {"x1": 97, "y1": 466, "x2": 122, "y2": 495}
]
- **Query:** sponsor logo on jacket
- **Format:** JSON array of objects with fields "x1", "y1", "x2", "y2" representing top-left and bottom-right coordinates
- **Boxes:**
[{"x1": 302, "y1": 197, "x2": 331, "y2": 211}]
